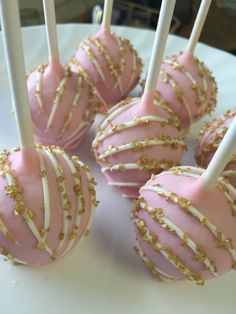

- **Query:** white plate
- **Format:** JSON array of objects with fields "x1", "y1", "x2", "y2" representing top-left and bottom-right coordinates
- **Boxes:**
[{"x1": 0, "y1": 24, "x2": 236, "y2": 314}]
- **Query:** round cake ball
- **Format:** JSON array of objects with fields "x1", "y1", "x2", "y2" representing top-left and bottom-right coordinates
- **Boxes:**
[
  {"x1": 27, "y1": 60, "x2": 97, "y2": 151},
  {"x1": 132, "y1": 166, "x2": 236, "y2": 285},
  {"x1": 141, "y1": 52, "x2": 217, "y2": 129},
  {"x1": 195, "y1": 110, "x2": 236, "y2": 187},
  {"x1": 70, "y1": 29, "x2": 143, "y2": 112},
  {"x1": 92, "y1": 94, "x2": 186, "y2": 199},
  {"x1": 0, "y1": 145, "x2": 98, "y2": 266}
]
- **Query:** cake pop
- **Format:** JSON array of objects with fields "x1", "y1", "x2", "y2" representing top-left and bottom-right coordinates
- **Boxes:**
[
  {"x1": 92, "y1": 0, "x2": 183, "y2": 199},
  {"x1": 27, "y1": 0, "x2": 96, "y2": 151},
  {"x1": 141, "y1": 0, "x2": 217, "y2": 129},
  {"x1": 0, "y1": 0, "x2": 98, "y2": 266},
  {"x1": 195, "y1": 110, "x2": 236, "y2": 186},
  {"x1": 70, "y1": 0, "x2": 143, "y2": 112},
  {"x1": 132, "y1": 114, "x2": 236, "y2": 285}
]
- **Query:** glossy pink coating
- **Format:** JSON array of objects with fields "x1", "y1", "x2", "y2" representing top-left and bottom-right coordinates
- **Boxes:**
[
  {"x1": 142, "y1": 51, "x2": 217, "y2": 129},
  {"x1": 132, "y1": 166, "x2": 236, "y2": 285},
  {"x1": 0, "y1": 146, "x2": 97, "y2": 266},
  {"x1": 195, "y1": 110, "x2": 236, "y2": 187},
  {"x1": 70, "y1": 29, "x2": 143, "y2": 112},
  {"x1": 92, "y1": 94, "x2": 186, "y2": 199},
  {"x1": 27, "y1": 59, "x2": 96, "y2": 151}
]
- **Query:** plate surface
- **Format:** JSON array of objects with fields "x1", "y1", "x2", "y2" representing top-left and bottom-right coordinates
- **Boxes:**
[{"x1": 0, "y1": 24, "x2": 236, "y2": 314}]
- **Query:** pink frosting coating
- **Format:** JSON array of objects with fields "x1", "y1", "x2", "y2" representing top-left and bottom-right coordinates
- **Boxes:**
[
  {"x1": 195, "y1": 110, "x2": 236, "y2": 187},
  {"x1": 132, "y1": 166, "x2": 236, "y2": 285},
  {"x1": 70, "y1": 29, "x2": 142, "y2": 112},
  {"x1": 142, "y1": 52, "x2": 217, "y2": 129},
  {"x1": 0, "y1": 146, "x2": 97, "y2": 266},
  {"x1": 27, "y1": 59, "x2": 96, "y2": 151},
  {"x1": 92, "y1": 94, "x2": 185, "y2": 198}
]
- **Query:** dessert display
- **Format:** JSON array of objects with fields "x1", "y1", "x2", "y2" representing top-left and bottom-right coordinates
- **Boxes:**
[
  {"x1": 195, "y1": 110, "x2": 236, "y2": 186},
  {"x1": 70, "y1": 0, "x2": 143, "y2": 112},
  {"x1": 92, "y1": 0, "x2": 184, "y2": 199},
  {"x1": 1, "y1": 0, "x2": 235, "y2": 291},
  {"x1": 27, "y1": 0, "x2": 96, "y2": 151},
  {"x1": 0, "y1": 0, "x2": 97, "y2": 266}
]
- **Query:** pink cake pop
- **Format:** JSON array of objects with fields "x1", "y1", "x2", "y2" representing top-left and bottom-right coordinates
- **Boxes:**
[
  {"x1": 132, "y1": 115, "x2": 236, "y2": 285},
  {"x1": 141, "y1": 0, "x2": 217, "y2": 129},
  {"x1": 70, "y1": 0, "x2": 143, "y2": 112},
  {"x1": 0, "y1": 145, "x2": 97, "y2": 265},
  {"x1": 0, "y1": 0, "x2": 98, "y2": 266},
  {"x1": 195, "y1": 110, "x2": 236, "y2": 186},
  {"x1": 92, "y1": 0, "x2": 184, "y2": 199},
  {"x1": 27, "y1": 0, "x2": 96, "y2": 151}
]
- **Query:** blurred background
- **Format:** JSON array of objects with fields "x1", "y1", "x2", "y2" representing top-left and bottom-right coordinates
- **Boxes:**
[{"x1": 18, "y1": 0, "x2": 236, "y2": 54}]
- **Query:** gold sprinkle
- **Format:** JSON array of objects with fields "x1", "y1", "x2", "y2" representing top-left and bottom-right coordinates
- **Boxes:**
[
  {"x1": 37, "y1": 242, "x2": 46, "y2": 250},
  {"x1": 40, "y1": 169, "x2": 47, "y2": 177},
  {"x1": 59, "y1": 232, "x2": 64, "y2": 240}
]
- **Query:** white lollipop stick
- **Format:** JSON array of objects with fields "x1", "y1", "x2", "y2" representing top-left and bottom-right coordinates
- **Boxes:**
[
  {"x1": 186, "y1": 0, "x2": 212, "y2": 54},
  {"x1": 43, "y1": 0, "x2": 60, "y2": 62},
  {"x1": 144, "y1": 0, "x2": 176, "y2": 94},
  {"x1": 201, "y1": 116, "x2": 236, "y2": 188},
  {"x1": 101, "y1": 0, "x2": 113, "y2": 32},
  {"x1": 0, "y1": 0, "x2": 34, "y2": 148}
]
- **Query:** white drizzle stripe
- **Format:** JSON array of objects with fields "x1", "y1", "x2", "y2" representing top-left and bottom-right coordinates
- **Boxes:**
[
  {"x1": 163, "y1": 58, "x2": 205, "y2": 108},
  {"x1": 223, "y1": 170, "x2": 236, "y2": 178},
  {"x1": 108, "y1": 181, "x2": 143, "y2": 187},
  {"x1": 97, "y1": 98, "x2": 139, "y2": 132},
  {"x1": 35, "y1": 69, "x2": 44, "y2": 113},
  {"x1": 95, "y1": 96, "x2": 180, "y2": 144},
  {"x1": 102, "y1": 163, "x2": 138, "y2": 172},
  {"x1": 140, "y1": 184, "x2": 236, "y2": 262},
  {"x1": 4, "y1": 170, "x2": 53, "y2": 256},
  {"x1": 36, "y1": 148, "x2": 51, "y2": 240},
  {"x1": 43, "y1": 149, "x2": 70, "y2": 253},
  {"x1": 160, "y1": 167, "x2": 236, "y2": 216},
  {"x1": 80, "y1": 42, "x2": 107, "y2": 84},
  {"x1": 71, "y1": 61, "x2": 107, "y2": 106},
  {"x1": 0, "y1": 216, "x2": 17, "y2": 245},
  {"x1": 63, "y1": 121, "x2": 89, "y2": 147},
  {"x1": 0, "y1": 245, "x2": 28, "y2": 265},
  {"x1": 57, "y1": 75, "x2": 83, "y2": 139},
  {"x1": 163, "y1": 59, "x2": 197, "y2": 85},
  {"x1": 46, "y1": 76, "x2": 69, "y2": 130},
  {"x1": 112, "y1": 34, "x2": 124, "y2": 93},
  {"x1": 133, "y1": 217, "x2": 197, "y2": 282},
  {"x1": 97, "y1": 138, "x2": 185, "y2": 160},
  {"x1": 126, "y1": 49, "x2": 137, "y2": 91},
  {"x1": 160, "y1": 69, "x2": 193, "y2": 124},
  {"x1": 135, "y1": 241, "x2": 178, "y2": 281},
  {"x1": 102, "y1": 161, "x2": 174, "y2": 173},
  {"x1": 57, "y1": 152, "x2": 82, "y2": 256},
  {"x1": 53, "y1": 148, "x2": 96, "y2": 251},
  {"x1": 88, "y1": 35, "x2": 123, "y2": 93},
  {"x1": 139, "y1": 201, "x2": 217, "y2": 276},
  {"x1": 95, "y1": 115, "x2": 168, "y2": 143}
]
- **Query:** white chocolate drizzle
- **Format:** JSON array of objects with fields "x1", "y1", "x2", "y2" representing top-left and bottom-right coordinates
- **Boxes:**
[
  {"x1": 134, "y1": 242, "x2": 178, "y2": 281},
  {"x1": 57, "y1": 74, "x2": 83, "y2": 139},
  {"x1": 159, "y1": 69, "x2": 193, "y2": 124},
  {"x1": 43, "y1": 148, "x2": 70, "y2": 253},
  {"x1": 46, "y1": 75, "x2": 69, "y2": 131},
  {"x1": 138, "y1": 200, "x2": 218, "y2": 276},
  {"x1": 141, "y1": 170, "x2": 236, "y2": 263},
  {"x1": 97, "y1": 137, "x2": 185, "y2": 161},
  {"x1": 133, "y1": 216, "x2": 204, "y2": 285},
  {"x1": 4, "y1": 163, "x2": 53, "y2": 257},
  {"x1": 36, "y1": 148, "x2": 50, "y2": 240}
]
